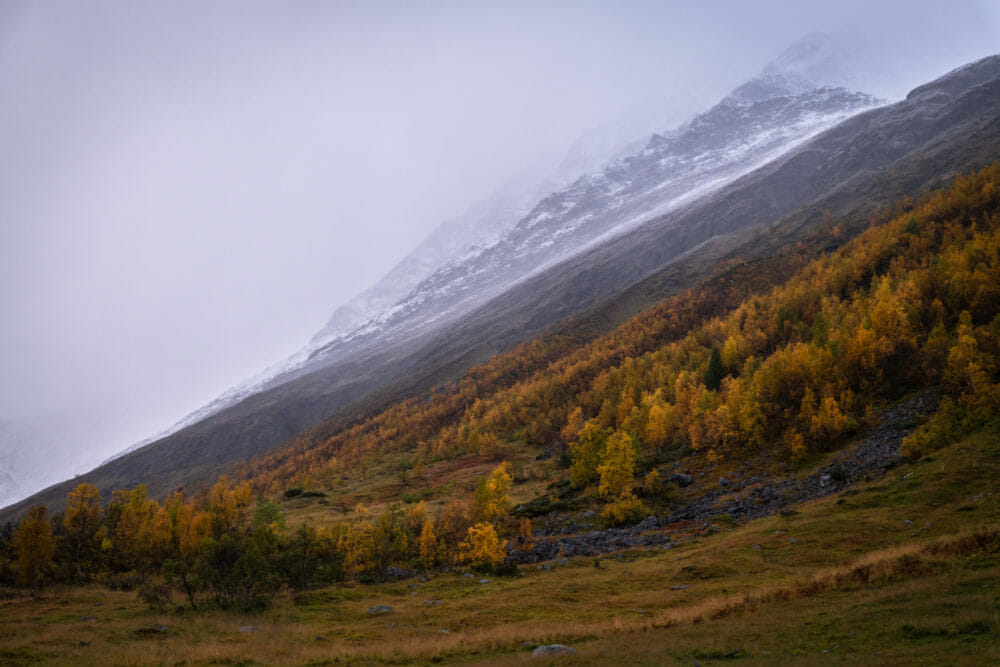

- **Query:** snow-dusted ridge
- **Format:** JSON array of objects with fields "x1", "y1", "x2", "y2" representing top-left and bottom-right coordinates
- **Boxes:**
[{"x1": 105, "y1": 35, "x2": 885, "y2": 465}]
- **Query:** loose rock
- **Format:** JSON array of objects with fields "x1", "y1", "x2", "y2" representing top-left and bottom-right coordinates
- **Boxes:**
[
  {"x1": 532, "y1": 644, "x2": 576, "y2": 657},
  {"x1": 669, "y1": 473, "x2": 694, "y2": 487}
]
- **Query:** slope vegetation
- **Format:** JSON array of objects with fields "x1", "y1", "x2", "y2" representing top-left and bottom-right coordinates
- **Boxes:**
[{"x1": 4, "y1": 55, "x2": 1000, "y2": 525}]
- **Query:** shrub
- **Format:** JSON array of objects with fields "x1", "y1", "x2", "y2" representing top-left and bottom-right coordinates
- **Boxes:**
[{"x1": 600, "y1": 492, "x2": 645, "y2": 528}]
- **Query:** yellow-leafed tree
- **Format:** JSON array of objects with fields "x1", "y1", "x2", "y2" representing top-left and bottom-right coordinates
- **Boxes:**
[
  {"x1": 64, "y1": 483, "x2": 101, "y2": 582},
  {"x1": 596, "y1": 431, "x2": 637, "y2": 499},
  {"x1": 458, "y1": 522, "x2": 506, "y2": 570},
  {"x1": 473, "y1": 462, "x2": 512, "y2": 524},
  {"x1": 418, "y1": 519, "x2": 439, "y2": 568},
  {"x1": 339, "y1": 504, "x2": 376, "y2": 579},
  {"x1": 13, "y1": 506, "x2": 55, "y2": 588}
]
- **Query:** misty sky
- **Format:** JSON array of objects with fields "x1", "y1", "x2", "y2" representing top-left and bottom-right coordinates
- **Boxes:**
[{"x1": 1, "y1": 1, "x2": 998, "y2": 502}]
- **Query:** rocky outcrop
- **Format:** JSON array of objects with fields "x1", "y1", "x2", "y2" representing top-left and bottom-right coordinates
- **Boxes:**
[
  {"x1": 508, "y1": 516, "x2": 671, "y2": 563},
  {"x1": 509, "y1": 390, "x2": 937, "y2": 564},
  {"x1": 662, "y1": 390, "x2": 938, "y2": 526}
]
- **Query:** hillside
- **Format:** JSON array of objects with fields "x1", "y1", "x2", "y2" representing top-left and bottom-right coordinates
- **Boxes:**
[
  {"x1": 1, "y1": 167, "x2": 999, "y2": 663},
  {"x1": 5, "y1": 55, "x2": 1000, "y2": 524},
  {"x1": 236, "y1": 165, "x2": 1000, "y2": 501}
]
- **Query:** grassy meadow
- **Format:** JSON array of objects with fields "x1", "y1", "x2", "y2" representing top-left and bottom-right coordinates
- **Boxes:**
[{"x1": 1, "y1": 429, "x2": 997, "y2": 665}]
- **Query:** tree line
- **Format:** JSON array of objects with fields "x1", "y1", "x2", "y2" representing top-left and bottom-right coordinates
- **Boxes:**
[{"x1": 0, "y1": 464, "x2": 517, "y2": 611}]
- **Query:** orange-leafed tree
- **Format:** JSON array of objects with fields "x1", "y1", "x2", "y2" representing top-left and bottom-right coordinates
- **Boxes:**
[{"x1": 107, "y1": 484, "x2": 161, "y2": 572}]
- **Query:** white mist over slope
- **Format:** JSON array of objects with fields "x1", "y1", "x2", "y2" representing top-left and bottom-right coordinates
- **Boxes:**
[{"x1": 1, "y1": 1, "x2": 998, "y2": 508}]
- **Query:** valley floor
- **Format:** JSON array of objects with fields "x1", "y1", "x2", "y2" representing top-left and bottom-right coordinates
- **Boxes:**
[{"x1": 1, "y1": 430, "x2": 997, "y2": 665}]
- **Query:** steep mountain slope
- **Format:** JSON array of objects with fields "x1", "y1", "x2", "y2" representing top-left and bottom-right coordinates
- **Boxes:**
[
  {"x1": 298, "y1": 34, "x2": 865, "y2": 372},
  {"x1": 295, "y1": 46, "x2": 877, "y2": 378},
  {"x1": 5, "y1": 54, "x2": 999, "y2": 522},
  {"x1": 420, "y1": 54, "x2": 1000, "y2": 360},
  {"x1": 310, "y1": 150, "x2": 605, "y2": 349},
  {"x1": 309, "y1": 88, "x2": 702, "y2": 352},
  {"x1": 109, "y1": 92, "x2": 692, "y2": 463},
  {"x1": 129, "y1": 35, "x2": 880, "y2": 451},
  {"x1": 353, "y1": 87, "x2": 872, "y2": 343},
  {"x1": 103, "y1": 167, "x2": 572, "y2": 464},
  {"x1": 308, "y1": 33, "x2": 869, "y2": 362}
]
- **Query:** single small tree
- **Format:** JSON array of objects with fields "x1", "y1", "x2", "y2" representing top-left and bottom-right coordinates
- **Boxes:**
[
  {"x1": 195, "y1": 532, "x2": 278, "y2": 611},
  {"x1": 473, "y1": 462, "x2": 512, "y2": 524},
  {"x1": 568, "y1": 420, "x2": 610, "y2": 487},
  {"x1": 596, "y1": 431, "x2": 637, "y2": 500},
  {"x1": 560, "y1": 406, "x2": 586, "y2": 442},
  {"x1": 418, "y1": 519, "x2": 438, "y2": 568},
  {"x1": 458, "y1": 522, "x2": 506, "y2": 571},
  {"x1": 64, "y1": 483, "x2": 101, "y2": 582},
  {"x1": 517, "y1": 517, "x2": 534, "y2": 550},
  {"x1": 339, "y1": 505, "x2": 376, "y2": 580},
  {"x1": 644, "y1": 401, "x2": 675, "y2": 449},
  {"x1": 13, "y1": 506, "x2": 55, "y2": 588},
  {"x1": 600, "y1": 491, "x2": 645, "y2": 528},
  {"x1": 704, "y1": 346, "x2": 725, "y2": 391}
]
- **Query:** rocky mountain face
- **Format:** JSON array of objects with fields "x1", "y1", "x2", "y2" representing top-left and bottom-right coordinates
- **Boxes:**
[
  {"x1": 306, "y1": 34, "x2": 861, "y2": 362},
  {"x1": 427, "y1": 54, "x2": 1000, "y2": 361},
  {"x1": 360, "y1": 85, "x2": 873, "y2": 342},
  {"x1": 7, "y1": 50, "x2": 999, "y2": 522},
  {"x1": 310, "y1": 169, "x2": 560, "y2": 349},
  {"x1": 308, "y1": 91, "x2": 694, "y2": 351},
  {"x1": 294, "y1": 38, "x2": 879, "y2": 375}
]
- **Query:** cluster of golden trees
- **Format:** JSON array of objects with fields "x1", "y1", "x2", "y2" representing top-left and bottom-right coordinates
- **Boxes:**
[
  {"x1": 1, "y1": 463, "x2": 515, "y2": 601},
  {"x1": 2, "y1": 479, "x2": 265, "y2": 603}
]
